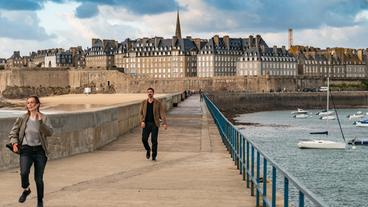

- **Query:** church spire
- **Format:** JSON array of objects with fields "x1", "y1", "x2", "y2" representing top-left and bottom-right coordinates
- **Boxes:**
[{"x1": 175, "y1": 9, "x2": 182, "y2": 39}]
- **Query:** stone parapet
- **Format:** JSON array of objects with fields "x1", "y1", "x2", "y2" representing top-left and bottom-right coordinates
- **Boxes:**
[{"x1": 0, "y1": 93, "x2": 183, "y2": 170}]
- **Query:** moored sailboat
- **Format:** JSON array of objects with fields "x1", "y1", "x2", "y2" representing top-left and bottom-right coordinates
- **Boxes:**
[{"x1": 298, "y1": 76, "x2": 346, "y2": 150}]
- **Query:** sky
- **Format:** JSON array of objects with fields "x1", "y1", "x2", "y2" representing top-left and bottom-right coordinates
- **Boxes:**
[{"x1": 0, "y1": 0, "x2": 368, "y2": 58}]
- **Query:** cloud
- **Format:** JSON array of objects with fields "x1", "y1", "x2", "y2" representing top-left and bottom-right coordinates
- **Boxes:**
[
  {"x1": 0, "y1": 11, "x2": 54, "y2": 40},
  {"x1": 0, "y1": 0, "x2": 179, "y2": 16},
  {"x1": 0, "y1": 37, "x2": 58, "y2": 58},
  {"x1": 75, "y1": 2, "x2": 98, "y2": 18},
  {"x1": 72, "y1": 0, "x2": 179, "y2": 17},
  {"x1": 0, "y1": 0, "x2": 43, "y2": 10},
  {"x1": 203, "y1": 0, "x2": 368, "y2": 30}
]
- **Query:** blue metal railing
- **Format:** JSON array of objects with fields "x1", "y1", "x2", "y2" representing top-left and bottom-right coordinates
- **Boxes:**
[{"x1": 204, "y1": 95, "x2": 328, "y2": 207}]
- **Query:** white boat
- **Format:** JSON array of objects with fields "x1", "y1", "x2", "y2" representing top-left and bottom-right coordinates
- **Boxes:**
[
  {"x1": 298, "y1": 76, "x2": 347, "y2": 150},
  {"x1": 293, "y1": 114, "x2": 309, "y2": 119},
  {"x1": 353, "y1": 119, "x2": 368, "y2": 127},
  {"x1": 291, "y1": 108, "x2": 308, "y2": 114},
  {"x1": 347, "y1": 111, "x2": 364, "y2": 120},
  {"x1": 320, "y1": 115, "x2": 336, "y2": 120},
  {"x1": 297, "y1": 139, "x2": 346, "y2": 149},
  {"x1": 316, "y1": 110, "x2": 334, "y2": 116},
  {"x1": 347, "y1": 114, "x2": 365, "y2": 120}
]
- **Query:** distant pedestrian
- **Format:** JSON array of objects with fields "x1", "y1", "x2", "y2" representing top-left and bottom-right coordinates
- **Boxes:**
[
  {"x1": 199, "y1": 89, "x2": 203, "y2": 102},
  {"x1": 8, "y1": 96, "x2": 53, "y2": 207},
  {"x1": 139, "y1": 88, "x2": 167, "y2": 161}
]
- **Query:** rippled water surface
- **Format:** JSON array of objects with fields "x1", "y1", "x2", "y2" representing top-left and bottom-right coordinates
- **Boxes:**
[{"x1": 235, "y1": 108, "x2": 368, "y2": 207}]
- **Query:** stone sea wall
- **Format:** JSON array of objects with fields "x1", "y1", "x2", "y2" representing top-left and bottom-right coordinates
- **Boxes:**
[
  {"x1": 0, "y1": 69, "x2": 330, "y2": 98},
  {"x1": 208, "y1": 92, "x2": 368, "y2": 118}
]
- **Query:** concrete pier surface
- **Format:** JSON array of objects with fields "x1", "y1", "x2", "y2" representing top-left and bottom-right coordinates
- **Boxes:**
[{"x1": 0, "y1": 95, "x2": 255, "y2": 207}]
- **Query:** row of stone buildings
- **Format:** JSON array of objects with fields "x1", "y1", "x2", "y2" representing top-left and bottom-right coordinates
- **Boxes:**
[
  {"x1": 1, "y1": 11, "x2": 367, "y2": 79},
  {"x1": 4, "y1": 47, "x2": 86, "y2": 69},
  {"x1": 289, "y1": 46, "x2": 367, "y2": 78}
]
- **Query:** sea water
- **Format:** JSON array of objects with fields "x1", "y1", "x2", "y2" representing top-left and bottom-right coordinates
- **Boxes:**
[
  {"x1": 234, "y1": 108, "x2": 368, "y2": 207},
  {"x1": 0, "y1": 109, "x2": 24, "y2": 118}
]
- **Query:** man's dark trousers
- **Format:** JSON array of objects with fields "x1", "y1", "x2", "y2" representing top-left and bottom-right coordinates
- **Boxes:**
[{"x1": 142, "y1": 122, "x2": 159, "y2": 158}]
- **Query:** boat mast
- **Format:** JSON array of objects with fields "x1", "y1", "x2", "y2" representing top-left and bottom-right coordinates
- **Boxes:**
[{"x1": 327, "y1": 76, "x2": 329, "y2": 112}]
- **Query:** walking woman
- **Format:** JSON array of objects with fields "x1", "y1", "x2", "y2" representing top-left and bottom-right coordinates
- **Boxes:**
[{"x1": 9, "y1": 96, "x2": 53, "y2": 207}]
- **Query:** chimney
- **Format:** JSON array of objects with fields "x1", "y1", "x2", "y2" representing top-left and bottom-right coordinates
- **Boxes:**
[
  {"x1": 357, "y1": 49, "x2": 363, "y2": 63},
  {"x1": 249, "y1": 35, "x2": 254, "y2": 48},
  {"x1": 288, "y1": 28, "x2": 293, "y2": 49},
  {"x1": 193, "y1": 38, "x2": 201, "y2": 50},
  {"x1": 255, "y1": 34, "x2": 261, "y2": 49},
  {"x1": 223, "y1": 35, "x2": 230, "y2": 49},
  {"x1": 92, "y1": 38, "x2": 100, "y2": 47},
  {"x1": 273, "y1": 45, "x2": 278, "y2": 55},
  {"x1": 213, "y1": 35, "x2": 219, "y2": 47},
  {"x1": 281, "y1": 46, "x2": 286, "y2": 54}
]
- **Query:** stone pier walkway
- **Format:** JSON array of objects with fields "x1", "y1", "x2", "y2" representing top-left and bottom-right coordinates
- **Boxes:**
[{"x1": 0, "y1": 95, "x2": 255, "y2": 207}]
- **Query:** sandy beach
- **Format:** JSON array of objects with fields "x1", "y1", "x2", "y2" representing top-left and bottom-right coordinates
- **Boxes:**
[{"x1": 2, "y1": 93, "x2": 169, "y2": 112}]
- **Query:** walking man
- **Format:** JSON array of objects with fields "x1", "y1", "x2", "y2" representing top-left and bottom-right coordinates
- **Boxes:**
[
  {"x1": 139, "y1": 87, "x2": 167, "y2": 161},
  {"x1": 199, "y1": 89, "x2": 203, "y2": 102}
]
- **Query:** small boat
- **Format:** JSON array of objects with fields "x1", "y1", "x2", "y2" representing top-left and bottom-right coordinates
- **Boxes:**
[
  {"x1": 353, "y1": 119, "x2": 368, "y2": 127},
  {"x1": 293, "y1": 114, "x2": 309, "y2": 119},
  {"x1": 291, "y1": 108, "x2": 308, "y2": 114},
  {"x1": 347, "y1": 111, "x2": 365, "y2": 120},
  {"x1": 347, "y1": 114, "x2": 365, "y2": 120},
  {"x1": 310, "y1": 131, "x2": 328, "y2": 135},
  {"x1": 316, "y1": 110, "x2": 334, "y2": 116},
  {"x1": 348, "y1": 138, "x2": 368, "y2": 145},
  {"x1": 297, "y1": 139, "x2": 346, "y2": 149},
  {"x1": 320, "y1": 115, "x2": 336, "y2": 120}
]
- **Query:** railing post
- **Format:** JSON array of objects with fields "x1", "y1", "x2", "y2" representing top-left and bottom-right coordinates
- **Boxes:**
[
  {"x1": 242, "y1": 137, "x2": 246, "y2": 179},
  {"x1": 246, "y1": 141, "x2": 250, "y2": 188},
  {"x1": 272, "y1": 166, "x2": 276, "y2": 207},
  {"x1": 299, "y1": 191, "x2": 304, "y2": 207},
  {"x1": 236, "y1": 131, "x2": 240, "y2": 170},
  {"x1": 238, "y1": 132, "x2": 242, "y2": 174},
  {"x1": 284, "y1": 177, "x2": 289, "y2": 207},
  {"x1": 256, "y1": 151, "x2": 260, "y2": 206},
  {"x1": 263, "y1": 158, "x2": 267, "y2": 207},
  {"x1": 251, "y1": 145, "x2": 255, "y2": 196}
]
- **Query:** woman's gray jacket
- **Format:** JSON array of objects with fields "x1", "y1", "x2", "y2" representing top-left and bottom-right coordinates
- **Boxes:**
[{"x1": 9, "y1": 113, "x2": 54, "y2": 156}]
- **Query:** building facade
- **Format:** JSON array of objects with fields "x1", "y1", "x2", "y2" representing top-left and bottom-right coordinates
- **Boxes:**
[
  {"x1": 237, "y1": 46, "x2": 297, "y2": 77},
  {"x1": 115, "y1": 36, "x2": 198, "y2": 78},
  {"x1": 70, "y1": 46, "x2": 86, "y2": 68},
  {"x1": 291, "y1": 46, "x2": 368, "y2": 78},
  {"x1": 86, "y1": 39, "x2": 117, "y2": 69},
  {"x1": 6, "y1": 51, "x2": 24, "y2": 68},
  {"x1": 197, "y1": 35, "x2": 269, "y2": 77},
  {"x1": 44, "y1": 51, "x2": 73, "y2": 68}
]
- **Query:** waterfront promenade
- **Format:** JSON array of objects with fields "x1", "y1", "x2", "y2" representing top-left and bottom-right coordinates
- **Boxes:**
[{"x1": 0, "y1": 95, "x2": 255, "y2": 207}]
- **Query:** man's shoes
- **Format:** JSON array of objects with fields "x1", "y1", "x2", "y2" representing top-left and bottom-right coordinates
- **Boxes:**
[
  {"x1": 18, "y1": 189, "x2": 31, "y2": 203},
  {"x1": 152, "y1": 157, "x2": 156, "y2": 161},
  {"x1": 146, "y1": 150, "x2": 150, "y2": 159},
  {"x1": 37, "y1": 199, "x2": 43, "y2": 207}
]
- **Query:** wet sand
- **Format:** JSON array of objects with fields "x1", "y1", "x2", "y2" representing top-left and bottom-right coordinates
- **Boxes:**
[{"x1": 2, "y1": 93, "x2": 168, "y2": 112}]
